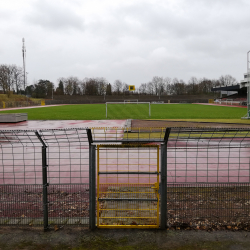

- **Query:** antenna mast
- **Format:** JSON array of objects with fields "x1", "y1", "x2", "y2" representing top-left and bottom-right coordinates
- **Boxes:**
[{"x1": 22, "y1": 38, "x2": 26, "y2": 93}]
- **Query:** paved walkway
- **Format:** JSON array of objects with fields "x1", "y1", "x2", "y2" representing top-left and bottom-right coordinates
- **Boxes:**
[
  {"x1": 195, "y1": 103, "x2": 247, "y2": 108},
  {"x1": 0, "y1": 119, "x2": 127, "y2": 130},
  {"x1": 0, "y1": 104, "x2": 62, "y2": 112}
]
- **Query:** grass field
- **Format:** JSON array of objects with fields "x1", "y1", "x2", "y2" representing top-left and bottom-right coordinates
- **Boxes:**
[{"x1": 0, "y1": 103, "x2": 248, "y2": 120}]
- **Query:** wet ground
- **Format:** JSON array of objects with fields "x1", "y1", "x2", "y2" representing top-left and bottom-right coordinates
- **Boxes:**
[
  {"x1": 0, "y1": 119, "x2": 127, "y2": 130},
  {"x1": 1, "y1": 227, "x2": 250, "y2": 249}
]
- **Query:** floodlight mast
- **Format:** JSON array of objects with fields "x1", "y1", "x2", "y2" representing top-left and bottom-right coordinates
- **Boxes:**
[
  {"x1": 247, "y1": 51, "x2": 250, "y2": 118},
  {"x1": 242, "y1": 51, "x2": 250, "y2": 119}
]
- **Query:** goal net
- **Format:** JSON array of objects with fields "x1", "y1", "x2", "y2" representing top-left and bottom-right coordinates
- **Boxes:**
[{"x1": 106, "y1": 102, "x2": 151, "y2": 119}]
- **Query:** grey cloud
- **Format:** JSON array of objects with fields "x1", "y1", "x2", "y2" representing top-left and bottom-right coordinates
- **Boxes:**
[
  {"x1": 2, "y1": 0, "x2": 250, "y2": 86},
  {"x1": 103, "y1": 0, "x2": 250, "y2": 59},
  {"x1": 88, "y1": 0, "x2": 250, "y2": 43},
  {"x1": 0, "y1": 10, "x2": 10, "y2": 20},
  {"x1": 87, "y1": 0, "x2": 249, "y2": 81},
  {"x1": 25, "y1": 0, "x2": 84, "y2": 31}
]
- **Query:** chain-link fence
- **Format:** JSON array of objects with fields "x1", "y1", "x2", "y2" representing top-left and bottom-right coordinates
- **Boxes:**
[
  {"x1": 0, "y1": 127, "x2": 250, "y2": 230},
  {"x1": 0, "y1": 100, "x2": 42, "y2": 109}
]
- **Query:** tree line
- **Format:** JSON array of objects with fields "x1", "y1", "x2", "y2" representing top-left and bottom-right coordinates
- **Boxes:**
[
  {"x1": 0, "y1": 64, "x2": 238, "y2": 98},
  {"x1": 0, "y1": 64, "x2": 24, "y2": 96},
  {"x1": 24, "y1": 74, "x2": 238, "y2": 98},
  {"x1": 138, "y1": 75, "x2": 237, "y2": 96}
]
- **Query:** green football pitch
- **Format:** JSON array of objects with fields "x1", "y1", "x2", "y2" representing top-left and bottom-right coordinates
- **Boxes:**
[{"x1": 0, "y1": 103, "x2": 248, "y2": 121}]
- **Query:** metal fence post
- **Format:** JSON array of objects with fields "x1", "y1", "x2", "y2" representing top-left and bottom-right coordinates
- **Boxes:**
[
  {"x1": 89, "y1": 144, "x2": 96, "y2": 229},
  {"x1": 35, "y1": 131, "x2": 49, "y2": 231},
  {"x1": 42, "y1": 146, "x2": 49, "y2": 231},
  {"x1": 160, "y1": 143, "x2": 167, "y2": 229},
  {"x1": 161, "y1": 128, "x2": 171, "y2": 229},
  {"x1": 87, "y1": 128, "x2": 96, "y2": 229}
]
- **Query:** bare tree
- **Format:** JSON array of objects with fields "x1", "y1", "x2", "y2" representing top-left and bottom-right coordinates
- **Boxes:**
[
  {"x1": 62, "y1": 77, "x2": 80, "y2": 95},
  {"x1": 198, "y1": 78, "x2": 213, "y2": 94},
  {"x1": 85, "y1": 78, "x2": 98, "y2": 95},
  {"x1": 158, "y1": 77, "x2": 165, "y2": 96},
  {"x1": 0, "y1": 64, "x2": 15, "y2": 95},
  {"x1": 152, "y1": 76, "x2": 164, "y2": 95},
  {"x1": 218, "y1": 75, "x2": 237, "y2": 86},
  {"x1": 212, "y1": 79, "x2": 220, "y2": 87},
  {"x1": 9, "y1": 65, "x2": 23, "y2": 94},
  {"x1": 139, "y1": 83, "x2": 147, "y2": 94},
  {"x1": 113, "y1": 80, "x2": 123, "y2": 95},
  {"x1": 146, "y1": 81, "x2": 154, "y2": 95},
  {"x1": 171, "y1": 78, "x2": 186, "y2": 95},
  {"x1": 188, "y1": 77, "x2": 199, "y2": 95},
  {"x1": 96, "y1": 77, "x2": 108, "y2": 95},
  {"x1": 164, "y1": 77, "x2": 171, "y2": 95},
  {"x1": 79, "y1": 79, "x2": 86, "y2": 95},
  {"x1": 122, "y1": 82, "x2": 129, "y2": 93}
]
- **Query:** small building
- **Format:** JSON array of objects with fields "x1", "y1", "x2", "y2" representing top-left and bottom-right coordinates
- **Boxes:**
[{"x1": 211, "y1": 73, "x2": 248, "y2": 98}]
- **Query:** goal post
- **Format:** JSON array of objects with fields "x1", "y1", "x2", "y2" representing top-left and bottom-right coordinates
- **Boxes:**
[
  {"x1": 124, "y1": 99, "x2": 138, "y2": 103},
  {"x1": 106, "y1": 102, "x2": 151, "y2": 119}
]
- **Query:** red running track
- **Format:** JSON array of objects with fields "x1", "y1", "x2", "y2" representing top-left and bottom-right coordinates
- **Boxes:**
[{"x1": 0, "y1": 120, "x2": 249, "y2": 185}]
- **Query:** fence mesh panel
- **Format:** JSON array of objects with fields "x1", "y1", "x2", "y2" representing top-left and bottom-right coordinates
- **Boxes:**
[
  {"x1": 167, "y1": 183, "x2": 250, "y2": 229},
  {"x1": 39, "y1": 129, "x2": 89, "y2": 185},
  {"x1": 0, "y1": 127, "x2": 250, "y2": 229},
  {"x1": 0, "y1": 130, "x2": 42, "y2": 185},
  {"x1": 167, "y1": 128, "x2": 250, "y2": 183},
  {"x1": 47, "y1": 184, "x2": 89, "y2": 226},
  {"x1": 0, "y1": 185, "x2": 43, "y2": 225}
]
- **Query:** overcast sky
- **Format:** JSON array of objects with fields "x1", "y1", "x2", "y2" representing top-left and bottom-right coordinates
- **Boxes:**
[{"x1": 1, "y1": 0, "x2": 250, "y2": 87}]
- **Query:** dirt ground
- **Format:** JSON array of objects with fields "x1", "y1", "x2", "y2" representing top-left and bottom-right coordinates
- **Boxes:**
[{"x1": 1, "y1": 227, "x2": 250, "y2": 250}]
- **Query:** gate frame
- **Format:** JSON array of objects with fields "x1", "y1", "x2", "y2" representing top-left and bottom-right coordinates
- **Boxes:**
[
  {"x1": 97, "y1": 143, "x2": 160, "y2": 229},
  {"x1": 88, "y1": 127, "x2": 171, "y2": 229}
]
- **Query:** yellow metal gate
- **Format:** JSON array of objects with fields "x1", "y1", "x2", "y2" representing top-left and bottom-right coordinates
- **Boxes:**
[{"x1": 97, "y1": 144, "x2": 160, "y2": 228}]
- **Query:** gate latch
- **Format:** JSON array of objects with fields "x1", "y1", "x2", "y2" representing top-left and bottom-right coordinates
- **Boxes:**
[{"x1": 151, "y1": 182, "x2": 159, "y2": 193}]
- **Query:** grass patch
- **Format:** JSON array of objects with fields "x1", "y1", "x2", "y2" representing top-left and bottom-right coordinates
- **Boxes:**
[
  {"x1": 151, "y1": 104, "x2": 247, "y2": 119},
  {"x1": 107, "y1": 103, "x2": 151, "y2": 119},
  {"x1": 0, "y1": 104, "x2": 105, "y2": 120},
  {"x1": 0, "y1": 104, "x2": 248, "y2": 120},
  {"x1": 0, "y1": 94, "x2": 31, "y2": 102}
]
